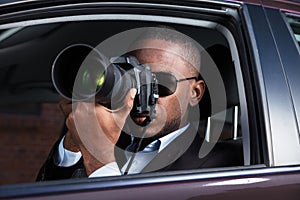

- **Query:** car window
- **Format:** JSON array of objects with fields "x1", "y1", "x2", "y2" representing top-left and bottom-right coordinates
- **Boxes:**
[
  {"x1": 0, "y1": 10, "x2": 250, "y2": 188},
  {"x1": 286, "y1": 14, "x2": 300, "y2": 48}
]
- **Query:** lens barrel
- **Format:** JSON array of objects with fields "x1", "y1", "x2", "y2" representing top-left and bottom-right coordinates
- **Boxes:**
[{"x1": 52, "y1": 44, "x2": 133, "y2": 108}]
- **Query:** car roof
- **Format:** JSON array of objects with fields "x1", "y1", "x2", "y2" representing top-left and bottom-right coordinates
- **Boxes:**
[{"x1": 0, "y1": 0, "x2": 299, "y2": 10}]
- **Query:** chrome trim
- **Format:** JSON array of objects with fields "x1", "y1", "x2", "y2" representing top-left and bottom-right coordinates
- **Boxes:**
[
  {"x1": 0, "y1": 1, "x2": 231, "y2": 19},
  {"x1": 0, "y1": 0, "x2": 39, "y2": 7},
  {"x1": 0, "y1": 14, "x2": 219, "y2": 29},
  {"x1": 285, "y1": 12, "x2": 300, "y2": 18}
]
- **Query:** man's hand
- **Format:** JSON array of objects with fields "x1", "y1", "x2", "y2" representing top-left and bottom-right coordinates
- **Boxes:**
[
  {"x1": 65, "y1": 89, "x2": 136, "y2": 176},
  {"x1": 58, "y1": 97, "x2": 81, "y2": 152}
]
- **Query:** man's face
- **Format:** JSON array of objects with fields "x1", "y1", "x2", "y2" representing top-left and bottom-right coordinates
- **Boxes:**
[{"x1": 127, "y1": 39, "x2": 201, "y2": 138}]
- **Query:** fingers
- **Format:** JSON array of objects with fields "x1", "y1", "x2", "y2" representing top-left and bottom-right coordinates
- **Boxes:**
[
  {"x1": 65, "y1": 88, "x2": 137, "y2": 146},
  {"x1": 63, "y1": 87, "x2": 137, "y2": 116},
  {"x1": 101, "y1": 88, "x2": 137, "y2": 111},
  {"x1": 63, "y1": 89, "x2": 137, "y2": 171},
  {"x1": 118, "y1": 88, "x2": 137, "y2": 117}
]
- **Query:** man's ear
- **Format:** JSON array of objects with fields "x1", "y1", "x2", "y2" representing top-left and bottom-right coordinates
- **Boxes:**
[{"x1": 190, "y1": 80, "x2": 205, "y2": 107}]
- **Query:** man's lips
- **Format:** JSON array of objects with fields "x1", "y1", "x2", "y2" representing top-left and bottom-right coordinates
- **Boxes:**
[{"x1": 131, "y1": 114, "x2": 150, "y2": 126}]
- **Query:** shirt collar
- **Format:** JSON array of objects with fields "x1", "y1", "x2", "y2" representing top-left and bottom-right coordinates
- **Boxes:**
[{"x1": 157, "y1": 123, "x2": 190, "y2": 153}]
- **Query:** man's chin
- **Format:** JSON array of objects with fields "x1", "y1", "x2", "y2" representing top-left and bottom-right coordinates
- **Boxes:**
[{"x1": 128, "y1": 118, "x2": 164, "y2": 138}]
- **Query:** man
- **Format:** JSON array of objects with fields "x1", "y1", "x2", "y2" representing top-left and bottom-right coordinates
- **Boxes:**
[{"x1": 37, "y1": 27, "x2": 241, "y2": 180}]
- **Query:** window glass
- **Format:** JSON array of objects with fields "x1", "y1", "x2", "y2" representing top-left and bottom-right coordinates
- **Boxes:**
[
  {"x1": 0, "y1": 19, "x2": 244, "y2": 185},
  {"x1": 286, "y1": 15, "x2": 300, "y2": 47}
]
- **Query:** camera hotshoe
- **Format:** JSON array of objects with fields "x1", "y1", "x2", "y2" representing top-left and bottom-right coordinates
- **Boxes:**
[{"x1": 51, "y1": 44, "x2": 158, "y2": 117}]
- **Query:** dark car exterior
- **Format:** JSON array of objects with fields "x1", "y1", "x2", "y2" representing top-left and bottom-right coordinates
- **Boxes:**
[{"x1": 0, "y1": 0, "x2": 300, "y2": 199}]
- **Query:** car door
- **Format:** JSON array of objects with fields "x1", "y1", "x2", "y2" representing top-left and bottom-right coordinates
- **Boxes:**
[{"x1": 0, "y1": 1, "x2": 299, "y2": 200}]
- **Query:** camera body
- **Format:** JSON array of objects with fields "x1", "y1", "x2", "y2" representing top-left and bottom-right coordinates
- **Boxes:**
[
  {"x1": 109, "y1": 55, "x2": 159, "y2": 116},
  {"x1": 52, "y1": 44, "x2": 158, "y2": 117}
]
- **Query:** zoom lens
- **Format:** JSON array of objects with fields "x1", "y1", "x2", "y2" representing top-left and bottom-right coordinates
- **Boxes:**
[
  {"x1": 52, "y1": 44, "x2": 134, "y2": 108},
  {"x1": 75, "y1": 62, "x2": 106, "y2": 98}
]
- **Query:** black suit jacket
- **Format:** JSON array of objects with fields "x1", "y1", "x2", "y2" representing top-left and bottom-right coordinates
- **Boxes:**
[
  {"x1": 141, "y1": 125, "x2": 243, "y2": 173},
  {"x1": 36, "y1": 125, "x2": 86, "y2": 181},
  {"x1": 36, "y1": 125, "x2": 243, "y2": 181}
]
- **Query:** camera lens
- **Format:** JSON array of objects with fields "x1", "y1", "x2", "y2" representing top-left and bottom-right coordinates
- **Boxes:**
[
  {"x1": 52, "y1": 44, "x2": 134, "y2": 108},
  {"x1": 76, "y1": 62, "x2": 106, "y2": 98}
]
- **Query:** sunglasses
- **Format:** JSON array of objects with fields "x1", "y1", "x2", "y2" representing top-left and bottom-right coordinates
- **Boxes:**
[{"x1": 154, "y1": 72, "x2": 198, "y2": 97}]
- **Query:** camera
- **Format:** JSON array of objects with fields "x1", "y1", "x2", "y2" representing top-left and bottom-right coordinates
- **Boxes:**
[{"x1": 52, "y1": 44, "x2": 158, "y2": 116}]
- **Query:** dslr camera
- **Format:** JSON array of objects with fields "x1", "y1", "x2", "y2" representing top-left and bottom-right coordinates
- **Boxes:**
[{"x1": 51, "y1": 44, "x2": 159, "y2": 118}]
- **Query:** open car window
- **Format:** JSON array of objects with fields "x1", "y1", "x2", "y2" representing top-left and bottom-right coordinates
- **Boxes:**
[{"x1": 0, "y1": 3, "x2": 253, "y2": 198}]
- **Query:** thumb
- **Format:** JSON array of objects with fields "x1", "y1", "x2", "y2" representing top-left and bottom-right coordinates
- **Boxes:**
[
  {"x1": 125, "y1": 88, "x2": 137, "y2": 112},
  {"x1": 109, "y1": 88, "x2": 137, "y2": 127}
]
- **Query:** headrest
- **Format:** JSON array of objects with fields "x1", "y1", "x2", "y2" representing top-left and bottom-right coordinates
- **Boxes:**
[{"x1": 199, "y1": 44, "x2": 239, "y2": 120}]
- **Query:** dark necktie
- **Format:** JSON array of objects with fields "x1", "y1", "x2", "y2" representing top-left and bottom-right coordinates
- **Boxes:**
[
  {"x1": 123, "y1": 139, "x2": 161, "y2": 174},
  {"x1": 142, "y1": 140, "x2": 161, "y2": 152},
  {"x1": 126, "y1": 137, "x2": 161, "y2": 152}
]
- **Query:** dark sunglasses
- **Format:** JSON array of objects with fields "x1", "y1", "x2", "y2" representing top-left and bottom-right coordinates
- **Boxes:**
[{"x1": 154, "y1": 72, "x2": 198, "y2": 97}]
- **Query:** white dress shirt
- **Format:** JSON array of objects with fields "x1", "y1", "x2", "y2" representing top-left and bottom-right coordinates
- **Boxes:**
[{"x1": 56, "y1": 124, "x2": 190, "y2": 177}]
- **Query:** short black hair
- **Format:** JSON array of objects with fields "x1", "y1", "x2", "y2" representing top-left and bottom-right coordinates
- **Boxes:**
[{"x1": 129, "y1": 26, "x2": 201, "y2": 75}]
